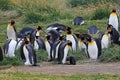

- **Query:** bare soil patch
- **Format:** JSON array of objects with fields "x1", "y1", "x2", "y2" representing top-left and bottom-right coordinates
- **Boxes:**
[{"x1": 1, "y1": 62, "x2": 120, "y2": 75}]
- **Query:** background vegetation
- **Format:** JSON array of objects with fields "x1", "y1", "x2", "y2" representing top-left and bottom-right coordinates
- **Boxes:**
[{"x1": 0, "y1": 0, "x2": 120, "y2": 66}]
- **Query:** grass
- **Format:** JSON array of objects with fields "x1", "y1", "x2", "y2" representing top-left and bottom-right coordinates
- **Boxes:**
[
  {"x1": 0, "y1": 72, "x2": 119, "y2": 80},
  {"x1": 99, "y1": 45, "x2": 120, "y2": 62},
  {"x1": 0, "y1": 0, "x2": 120, "y2": 68}
]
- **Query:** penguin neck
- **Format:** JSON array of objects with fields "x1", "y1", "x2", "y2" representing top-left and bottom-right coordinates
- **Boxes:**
[
  {"x1": 79, "y1": 39, "x2": 83, "y2": 44},
  {"x1": 8, "y1": 24, "x2": 13, "y2": 28},
  {"x1": 111, "y1": 12, "x2": 116, "y2": 16},
  {"x1": 88, "y1": 40, "x2": 95, "y2": 45}
]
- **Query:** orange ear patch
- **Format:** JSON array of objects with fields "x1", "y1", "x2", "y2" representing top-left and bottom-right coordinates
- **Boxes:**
[
  {"x1": 89, "y1": 40, "x2": 95, "y2": 45},
  {"x1": 8, "y1": 24, "x2": 13, "y2": 28}
]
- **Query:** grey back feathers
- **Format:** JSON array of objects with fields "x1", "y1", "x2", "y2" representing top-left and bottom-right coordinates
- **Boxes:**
[
  {"x1": 88, "y1": 25, "x2": 99, "y2": 34},
  {"x1": 73, "y1": 16, "x2": 84, "y2": 25}
]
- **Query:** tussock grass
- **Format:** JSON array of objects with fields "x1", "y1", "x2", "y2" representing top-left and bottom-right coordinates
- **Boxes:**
[
  {"x1": 99, "y1": 45, "x2": 120, "y2": 62},
  {"x1": 0, "y1": 0, "x2": 13, "y2": 11}
]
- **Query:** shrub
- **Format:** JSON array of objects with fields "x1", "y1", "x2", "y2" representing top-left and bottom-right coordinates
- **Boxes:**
[
  {"x1": 0, "y1": 50, "x2": 23, "y2": 66},
  {"x1": 99, "y1": 45, "x2": 120, "y2": 62},
  {"x1": 36, "y1": 50, "x2": 48, "y2": 62},
  {"x1": 0, "y1": 0, "x2": 13, "y2": 10},
  {"x1": 24, "y1": 12, "x2": 47, "y2": 24},
  {"x1": 91, "y1": 8, "x2": 110, "y2": 20},
  {"x1": 68, "y1": 50, "x2": 87, "y2": 61}
]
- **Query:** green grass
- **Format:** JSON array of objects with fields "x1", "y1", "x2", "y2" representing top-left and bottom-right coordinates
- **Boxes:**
[
  {"x1": 0, "y1": 0, "x2": 120, "y2": 68},
  {"x1": 99, "y1": 45, "x2": 120, "y2": 62},
  {"x1": 0, "y1": 72, "x2": 119, "y2": 80}
]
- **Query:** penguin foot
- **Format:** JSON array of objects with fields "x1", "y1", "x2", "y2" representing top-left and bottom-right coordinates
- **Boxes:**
[{"x1": 47, "y1": 59, "x2": 53, "y2": 62}]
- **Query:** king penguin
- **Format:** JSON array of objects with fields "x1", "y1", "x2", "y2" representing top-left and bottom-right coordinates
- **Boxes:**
[
  {"x1": 45, "y1": 34, "x2": 53, "y2": 61},
  {"x1": 66, "y1": 27, "x2": 78, "y2": 51},
  {"x1": 22, "y1": 37, "x2": 37, "y2": 66},
  {"x1": 108, "y1": 9, "x2": 119, "y2": 31},
  {"x1": 0, "y1": 47, "x2": 3, "y2": 61},
  {"x1": 85, "y1": 36, "x2": 101, "y2": 60},
  {"x1": 99, "y1": 30, "x2": 111, "y2": 49},
  {"x1": 4, "y1": 39, "x2": 17, "y2": 57},
  {"x1": 30, "y1": 26, "x2": 42, "y2": 45},
  {"x1": 107, "y1": 24, "x2": 120, "y2": 45},
  {"x1": 58, "y1": 40, "x2": 72, "y2": 64},
  {"x1": 7, "y1": 20, "x2": 17, "y2": 40},
  {"x1": 75, "y1": 34, "x2": 87, "y2": 51},
  {"x1": 52, "y1": 35, "x2": 65, "y2": 60}
]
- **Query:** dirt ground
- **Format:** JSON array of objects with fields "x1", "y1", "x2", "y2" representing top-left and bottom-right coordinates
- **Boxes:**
[{"x1": 1, "y1": 62, "x2": 120, "y2": 75}]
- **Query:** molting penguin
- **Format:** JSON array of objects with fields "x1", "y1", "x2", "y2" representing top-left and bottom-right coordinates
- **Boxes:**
[
  {"x1": 7, "y1": 20, "x2": 17, "y2": 40},
  {"x1": 33, "y1": 36, "x2": 45, "y2": 50},
  {"x1": 45, "y1": 34, "x2": 53, "y2": 61},
  {"x1": 0, "y1": 47, "x2": 3, "y2": 61},
  {"x1": 108, "y1": 9, "x2": 118, "y2": 31},
  {"x1": 66, "y1": 27, "x2": 78, "y2": 51},
  {"x1": 85, "y1": 36, "x2": 101, "y2": 60},
  {"x1": 4, "y1": 39, "x2": 17, "y2": 57},
  {"x1": 22, "y1": 38, "x2": 37, "y2": 66},
  {"x1": 58, "y1": 40, "x2": 72, "y2": 64}
]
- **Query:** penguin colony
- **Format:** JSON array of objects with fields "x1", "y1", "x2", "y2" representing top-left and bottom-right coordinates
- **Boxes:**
[{"x1": 1, "y1": 9, "x2": 119, "y2": 66}]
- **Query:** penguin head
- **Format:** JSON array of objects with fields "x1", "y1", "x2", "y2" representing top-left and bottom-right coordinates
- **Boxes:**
[
  {"x1": 112, "y1": 9, "x2": 116, "y2": 13},
  {"x1": 86, "y1": 36, "x2": 92, "y2": 42},
  {"x1": 46, "y1": 33, "x2": 52, "y2": 40},
  {"x1": 10, "y1": 20, "x2": 15, "y2": 25},
  {"x1": 67, "y1": 40, "x2": 72, "y2": 47},
  {"x1": 107, "y1": 24, "x2": 113, "y2": 30},
  {"x1": 24, "y1": 36, "x2": 30, "y2": 44},
  {"x1": 66, "y1": 27, "x2": 72, "y2": 34},
  {"x1": 37, "y1": 26, "x2": 42, "y2": 31},
  {"x1": 35, "y1": 36, "x2": 39, "y2": 39},
  {"x1": 75, "y1": 33, "x2": 80, "y2": 38},
  {"x1": 75, "y1": 34, "x2": 85, "y2": 41},
  {"x1": 59, "y1": 35, "x2": 65, "y2": 41}
]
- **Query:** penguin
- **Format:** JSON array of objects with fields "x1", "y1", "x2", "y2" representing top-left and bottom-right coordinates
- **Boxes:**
[
  {"x1": 45, "y1": 34, "x2": 53, "y2": 61},
  {"x1": 88, "y1": 25, "x2": 99, "y2": 34},
  {"x1": 46, "y1": 23, "x2": 66, "y2": 31},
  {"x1": 66, "y1": 27, "x2": 78, "y2": 51},
  {"x1": 99, "y1": 30, "x2": 111, "y2": 49},
  {"x1": 18, "y1": 27, "x2": 34, "y2": 36},
  {"x1": 0, "y1": 47, "x2": 3, "y2": 61},
  {"x1": 33, "y1": 36, "x2": 45, "y2": 50},
  {"x1": 107, "y1": 24, "x2": 120, "y2": 44},
  {"x1": 4, "y1": 39, "x2": 17, "y2": 57},
  {"x1": 85, "y1": 36, "x2": 101, "y2": 60},
  {"x1": 75, "y1": 34, "x2": 87, "y2": 51},
  {"x1": 73, "y1": 16, "x2": 85, "y2": 25},
  {"x1": 22, "y1": 37, "x2": 37, "y2": 66},
  {"x1": 7, "y1": 20, "x2": 17, "y2": 40},
  {"x1": 30, "y1": 26, "x2": 43, "y2": 45},
  {"x1": 20, "y1": 37, "x2": 31, "y2": 62},
  {"x1": 47, "y1": 29, "x2": 62, "y2": 43},
  {"x1": 58, "y1": 40, "x2": 72, "y2": 64},
  {"x1": 108, "y1": 9, "x2": 118, "y2": 31},
  {"x1": 52, "y1": 35, "x2": 65, "y2": 60},
  {"x1": 16, "y1": 36, "x2": 24, "y2": 50}
]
